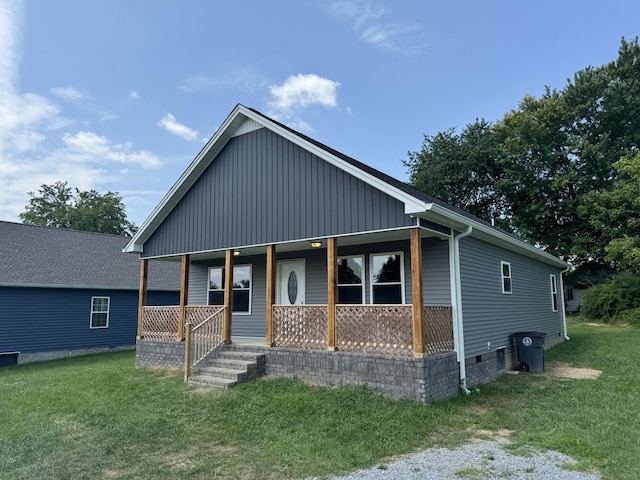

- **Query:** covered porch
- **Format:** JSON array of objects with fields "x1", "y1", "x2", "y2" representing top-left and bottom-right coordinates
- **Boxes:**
[{"x1": 136, "y1": 227, "x2": 456, "y2": 362}]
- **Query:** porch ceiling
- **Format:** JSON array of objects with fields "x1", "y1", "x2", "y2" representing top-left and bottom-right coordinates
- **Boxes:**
[{"x1": 181, "y1": 227, "x2": 447, "y2": 262}]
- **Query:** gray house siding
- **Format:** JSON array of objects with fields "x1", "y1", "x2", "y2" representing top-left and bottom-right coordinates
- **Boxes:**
[
  {"x1": 422, "y1": 237, "x2": 451, "y2": 305},
  {"x1": 142, "y1": 128, "x2": 414, "y2": 258},
  {"x1": 458, "y1": 236, "x2": 564, "y2": 358},
  {"x1": 185, "y1": 238, "x2": 453, "y2": 337},
  {"x1": 0, "y1": 286, "x2": 178, "y2": 355}
]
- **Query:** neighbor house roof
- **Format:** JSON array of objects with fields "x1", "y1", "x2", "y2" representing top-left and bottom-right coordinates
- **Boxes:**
[
  {"x1": 0, "y1": 221, "x2": 180, "y2": 290},
  {"x1": 124, "y1": 104, "x2": 568, "y2": 269}
]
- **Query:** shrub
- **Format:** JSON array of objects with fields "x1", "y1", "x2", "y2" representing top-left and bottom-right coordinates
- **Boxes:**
[
  {"x1": 582, "y1": 272, "x2": 640, "y2": 322},
  {"x1": 617, "y1": 308, "x2": 640, "y2": 327}
]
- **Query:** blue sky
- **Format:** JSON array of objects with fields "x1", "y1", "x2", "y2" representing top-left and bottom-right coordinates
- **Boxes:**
[{"x1": 1, "y1": 0, "x2": 639, "y2": 226}]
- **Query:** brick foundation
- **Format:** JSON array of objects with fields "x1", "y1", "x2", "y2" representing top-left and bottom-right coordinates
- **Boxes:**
[
  {"x1": 264, "y1": 348, "x2": 459, "y2": 403},
  {"x1": 135, "y1": 339, "x2": 185, "y2": 369}
]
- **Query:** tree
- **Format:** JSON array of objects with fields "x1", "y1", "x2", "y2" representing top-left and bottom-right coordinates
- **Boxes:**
[
  {"x1": 19, "y1": 181, "x2": 137, "y2": 236},
  {"x1": 405, "y1": 37, "x2": 640, "y2": 265},
  {"x1": 404, "y1": 119, "x2": 507, "y2": 227},
  {"x1": 581, "y1": 153, "x2": 640, "y2": 273}
]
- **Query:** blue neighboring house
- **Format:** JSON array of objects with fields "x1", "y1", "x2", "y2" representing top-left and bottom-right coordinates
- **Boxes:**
[{"x1": 0, "y1": 221, "x2": 180, "y2": 365}]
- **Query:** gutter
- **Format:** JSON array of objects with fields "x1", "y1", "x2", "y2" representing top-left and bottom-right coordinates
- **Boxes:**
[
  {"x1": 453, "y1": 225, "x2": 473, "y2": 394},
  {"x1": 559, "y1": 266, "x2": 571, "y2": 340}
]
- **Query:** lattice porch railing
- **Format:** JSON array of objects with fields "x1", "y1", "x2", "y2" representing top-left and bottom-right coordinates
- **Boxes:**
[
  {"x1": 141, "y1": 306, "x2": 180, "y2": 341},
  {"x1": 272, "y1": 305, "x2": 328, "y2": 350},
  {"x1": 142, "y1": 305, "x2": 229, "y2": 341},
  {"x1": 336, "y1": 304, "x2": 414, "y2": 356},
  {"x1": 423, "y1": 305, "x2": 454, "y2": 355}
]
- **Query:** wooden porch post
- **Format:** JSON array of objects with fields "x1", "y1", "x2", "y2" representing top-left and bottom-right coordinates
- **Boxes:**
[
  {"x1": 411, "y1": 228, "x2": 425, "y2": 357},
  {"x1": 177, "y1": 254, "x2": 190, "y2": 341},
  {"x1": 223, "y1": 249, "x2": 234, "y2": 344},
  {"x1": 137, "y1": 258, "x2": 148, "y2": 339},
  {"x1": 327, "y1": 237, "x2": 337, "y2": 351},
  {"x1": 265, "y1": 244, "x2": 276, "y2": 346}
]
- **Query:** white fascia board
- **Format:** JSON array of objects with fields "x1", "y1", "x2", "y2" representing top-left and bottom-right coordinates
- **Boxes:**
[{"x1": 422, "y1": 203, "x2": 569, "y2": 269}]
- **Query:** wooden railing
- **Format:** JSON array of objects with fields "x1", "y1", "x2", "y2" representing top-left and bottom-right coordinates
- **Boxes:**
[
  {"x1": 141, "y1": 306, "x2": 180, "y2": 341},
  {"x1": 336, "y1": 304, "x2": 414, "y2": 356},
  {"x1": 272, "y1": 304, "x2": 454, "y2": 357},
  {"x1": 141, "y1": 305, "x2": 227, "y2": 340},
  {"x1": 423, "y1": 305, "x2": 454, "y2": 356},
  {"x1": 272, "y1": 305, "x2": 328, "y2": 350},
  {"x1": 184, "y1": 306, "x2": 226, "y2": 381}
]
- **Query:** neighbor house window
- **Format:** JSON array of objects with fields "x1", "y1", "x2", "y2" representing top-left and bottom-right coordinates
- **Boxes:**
[
  {"x1": 208, "y1": 265, "x2": 252, "y2": 314},
  {"x1": 550, "y1": 274, "x2": 558, "y2": 312},
  {"x1": 90, "y1": 296, "x2": 110, "y2": 328},
  {"x1": 337, "y1": 255, "x2": 365, "y2": 304},
  {"x1": 501, "y1": 261, "x2": 512, "y2": 294},
  {"x1": 370, "y1": 252, "x2": 404, "y2": 304}
]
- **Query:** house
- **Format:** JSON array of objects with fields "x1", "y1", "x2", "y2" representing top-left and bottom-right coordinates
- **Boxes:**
[
  {"x1": 125, "y1": 104, "x2": 569, "y2": 402},
  {"x1": 0, "y1": 221, "x2": 180, "y2": 365}
]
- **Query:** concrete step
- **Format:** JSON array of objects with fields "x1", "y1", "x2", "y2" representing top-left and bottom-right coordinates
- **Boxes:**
[
  {"x1": 188, "y1": 374, "x2": 237, "y2": 388},
  {"x1": 199, "y1": 365, "x2": 249, "y2": 381},
  {"x1": 217, "y1": 350, "x2": 266, "y2": 362},
  {"x1": 188, "y1": 349, "x2": 266, "y2": 389}
]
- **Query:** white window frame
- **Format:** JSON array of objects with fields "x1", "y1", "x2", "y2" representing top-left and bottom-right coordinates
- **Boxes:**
[
  {"x1": 208, "y1": 265, "x2": 252, "y2": 315},
  {"x1": 337, "y1": 255, "x2": 366, "y2": 304},
  {"x1": 550, "y1": 274, "x2": 558, "y2": 312},
  {"x1": 501, "y1": 261, "x2": 512, "y2": 294},
  {"x1": 369, "y1": 251, "x2": 405, "y2": 304},
  {"x1": 90, "y1": 296, "x2": 110, "y2": 329}
]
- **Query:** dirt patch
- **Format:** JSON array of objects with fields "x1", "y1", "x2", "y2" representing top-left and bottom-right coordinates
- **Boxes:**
[
  {"x1": 545, "y1": 362, "x2": 602, "y2": 380},
  {"x1": 474, "y1": 428, "x2": 514, "y2": 438}
]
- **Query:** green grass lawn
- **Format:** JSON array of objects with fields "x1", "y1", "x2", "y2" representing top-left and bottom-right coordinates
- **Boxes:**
[{"x1": 1, "y1": 320, "x2": 638, "y2": 479}]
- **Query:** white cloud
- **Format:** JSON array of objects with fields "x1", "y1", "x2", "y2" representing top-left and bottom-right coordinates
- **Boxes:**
[
  {"x1": 128, "y1": 90, "x2": 139, "y2": 100},
  {"x1": 0, "y1": 1, "x2": 161, "y2": 222},
  {"x1": 60, "y1": 131, "x2": 160, "y2": 168},
  {"x1": 269, "y1": 74, "x2": 340, "y2": 111},
  {"x1": 158, "y1": 113, "x2": 199, "y2": 141},
  {"x1": 325, "y1": 0, "x2": 424, "y2": 54},
  {"x1": 266, "y1": 74, "x2": 340, "y2": 131},
  {"x1": 50, "y1": 85, "x2": 88, "y2": 102}
]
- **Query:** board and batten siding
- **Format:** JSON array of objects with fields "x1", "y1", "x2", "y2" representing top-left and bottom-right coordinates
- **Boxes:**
[
  {"x1": 186, "y1": 238, "x2": 451, "y2": 337},
  {"x1": 142, "y1": 128, "x2": 414, "y2": 258},
  {"x1": 0, "y1": 287, "x2": 178, "y2": 354},
  {"x1": 458, "y1": 236, "x2": 564, "y2": 358}
]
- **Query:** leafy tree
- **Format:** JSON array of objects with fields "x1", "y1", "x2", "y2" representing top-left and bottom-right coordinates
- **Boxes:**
[
  {"x1": 405, "y1": 37, "x2": 640, "y2": 265},
  {"x1": 581, "y1": 153, "x2": 640, "y2": 273},
  {"x1": 404, "y1": 119, "x2": 507, "y2": 226},
  {"x1": 19, "y1": 181, "x2": 137, "y2": 236}
]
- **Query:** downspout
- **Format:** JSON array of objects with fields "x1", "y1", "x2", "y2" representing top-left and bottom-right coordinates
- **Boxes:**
[
  {"x1": 453, "y1": 226, "x2": 473, "y2": 394},
  {"x1": 559, "y1": 266, "x2": 571, "y2": 340}
]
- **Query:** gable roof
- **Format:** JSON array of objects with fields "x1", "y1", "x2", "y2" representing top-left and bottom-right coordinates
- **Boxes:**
[
  {"x1": 0, "y1": 221, "x2": 180, "y2": 290},
  {"x1": 124, "y1": 104, "x2": 568, "y2": 269}
]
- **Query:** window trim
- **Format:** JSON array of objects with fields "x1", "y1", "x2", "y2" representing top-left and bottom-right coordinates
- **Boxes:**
[
  {"x1": 207, "y1": 264, "x2": 253, "y2": 315},
  {"x1": 90, "y1": 296, "x2": 110, "y2": 329},
  {"x1": 369, "y1": 251, "x2": 405, "y2": 304},
  {"x1": 337, "y1": 255, "x2": 366, "y2": 305},
  {"x1": 501, "y1": 261, "x2": 512, "y2": 294},
  {"x1": 550, "y1": 274, "x2": 558, "y2": 312}
]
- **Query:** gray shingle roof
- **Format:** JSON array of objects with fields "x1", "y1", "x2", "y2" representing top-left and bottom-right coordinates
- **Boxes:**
[{"x1": 0, "y1": 221, "x2": 180, "y2": 290}]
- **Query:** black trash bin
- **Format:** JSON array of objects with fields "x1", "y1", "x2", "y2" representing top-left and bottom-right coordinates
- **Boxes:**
[{"x1": 510, "y1": 332, "x2": 545, "y2": 372}]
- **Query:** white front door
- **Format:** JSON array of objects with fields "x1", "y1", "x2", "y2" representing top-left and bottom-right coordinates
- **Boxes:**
[{"x1": 277, "y1": 260, "x2": 305, "y2": 305}]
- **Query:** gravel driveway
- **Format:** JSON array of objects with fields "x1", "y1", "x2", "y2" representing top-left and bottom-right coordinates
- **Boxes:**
[{"x1": 317, "y1": 438, "x2": 601, "y2": 480}]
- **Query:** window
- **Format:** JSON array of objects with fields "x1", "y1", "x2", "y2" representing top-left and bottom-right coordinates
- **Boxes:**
[
  {"x1": 501, "y1": 261, "x2": 512, "y2": 294},
  {"x1": 90, "y1": 296, "x2": 109, "y2": 328},
  {"x1": 550, "y1": 274, "x2": 558, "y2": 312},
  {"x1": 370, "y1": 252, "x2": 404, "y2": 304},
  {"x1": 208, "y1": 265, "x2": 252, "y2": 314},
  {"x1": 337, "y1": 255, "x2": 365, "y2": 304}
]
